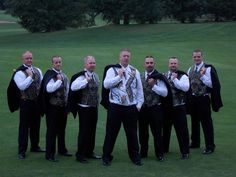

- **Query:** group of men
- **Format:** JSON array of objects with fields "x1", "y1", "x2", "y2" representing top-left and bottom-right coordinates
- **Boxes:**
[{"x1": 7, "y1": 48, "x2": 223, "y2": 166}]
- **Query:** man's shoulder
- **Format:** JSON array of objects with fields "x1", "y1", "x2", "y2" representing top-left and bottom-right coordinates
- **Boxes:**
[
  {"x1": 33, "y1": 66, "x2": 42, "y2": 72},
  {"x1": 71, "y1": 71, "x2": 86, "y2": 80}
]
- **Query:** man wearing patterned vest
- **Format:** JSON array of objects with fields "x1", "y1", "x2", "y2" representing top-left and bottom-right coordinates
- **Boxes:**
[
  {"x1": 188, "y1": 49, "x2": 223, "y2": 154},
  {"x1": 70, "y1": 56, "x2": 101, "y2": 163},
  {"x1": 139, "y1": 56, "x2": 168, "y2": 162},
  {"x1": 163, "y1": 57, "x2": 190, "y2": 159},
  {"x1": 7, "y1": 51, "x2": 44, "y2": 160},
  {"x1": 40, "y1": 56, "x2": 72, "y2": 162},
  {"x1": 102, "y1": 49, "x2": 144, "y2": 166}
]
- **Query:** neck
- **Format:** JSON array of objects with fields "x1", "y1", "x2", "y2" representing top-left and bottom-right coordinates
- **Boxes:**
[
  {"x1": 147, "y1": 69, "x2": 154, "y2": 74},
  {"x1": 120, "y1": 63, "x2": 128, "y2": 68},
  {"x1": 170, "y1": 69, "x2": 177, "y2": 73},
  {"x1": 24, "y1": 64, "x2": 32, "y2": 67}
]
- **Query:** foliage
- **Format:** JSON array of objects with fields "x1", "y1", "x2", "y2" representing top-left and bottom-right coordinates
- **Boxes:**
[{"x1": 5, "y1": 0, "x2": 86, "y2": 32}]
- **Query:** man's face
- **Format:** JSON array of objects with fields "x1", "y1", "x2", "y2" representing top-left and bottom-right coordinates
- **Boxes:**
[
  {"x1": 22, "y1": 52, "x2": 33, "y2": 67},
  {"x1": 119, "y1": 51, "x2": 131, "y2": 67},
  {"x1": 85, "y1": 57, "x2": 96, "y2": 72},
  {"x1": 193, "y1": 52, "x2": 203, "y2": 65},
  {"x1": 168, "y1": 58, "x2": 179, "y2": 72},
  {"x1": 144, "y1": 57, "x2": 155, "y2": 73},
  {"x1": 52, "y1": 57, "x2": 62, "y2": 71}
]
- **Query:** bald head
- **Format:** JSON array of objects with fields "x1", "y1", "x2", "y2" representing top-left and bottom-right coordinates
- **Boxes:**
[
  {"x1": 84, "y1": 55, "x2": 96, "y2": 72},
  {"x1": 22, "y1": 51, "x2": 33, "y2": 67}
]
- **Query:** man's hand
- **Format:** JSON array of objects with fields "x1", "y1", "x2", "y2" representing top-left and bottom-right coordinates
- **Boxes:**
[
  {"x1": 26, "y1": 69, "x2": 33, "y2": 77},
  {"x1": 200, "y1": 67, "x2": 206, "y2": 76},
  {"x1": 171, "y1": 72, "x2": 177, "y2": 80},
  {"x1": 118, "y1": 68, "x2": 125, "y2": 77},
  {"x1": 147, "y1": 78, "x2": 156, "y2": 87},
  {"x1": 57, "y1": 74, "x2": 62, "y2": 80}
]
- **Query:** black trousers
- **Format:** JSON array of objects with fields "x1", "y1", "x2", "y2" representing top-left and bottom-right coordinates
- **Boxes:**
[
  {"x1": 163, "y1": 105, "x2": 189, "y2": 154},
  {"x1": 138, "y1": 105, "x2": 164, "y2": 157},
  {"x1": 102, "y1": 103, "x2": 140, "y2": 163},
  {"x1": 190, "y1": 95, "x2": 215, "y2": 149},
  {"x1": 76, "y1": 105, "x2": 98, "y2": 158},
  {"x1": 18, "y1": 99, "x2": 41, "y2": 154},
  {"x1": 45, "y1": 105, "x2": 68, "y2": 158}
]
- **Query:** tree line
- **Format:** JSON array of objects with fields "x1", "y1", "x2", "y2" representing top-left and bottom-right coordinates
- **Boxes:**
[{"x1": 1, "y1": 0, "x2": 236, "y2": 32}]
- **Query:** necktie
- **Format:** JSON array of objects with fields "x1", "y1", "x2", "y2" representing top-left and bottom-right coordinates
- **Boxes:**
[
  {"x1": 195, "y1": 66, "x2": 198, "y2": 73},
  {"x1": 168, "y1": 73, "x2": 171, "y2": 80},
  {"x1": 146, "y1": 73, "x2": 150, "y2": 81},
  {"x1": 123, "y1": 69, "x2": 126, "y2": 79}
]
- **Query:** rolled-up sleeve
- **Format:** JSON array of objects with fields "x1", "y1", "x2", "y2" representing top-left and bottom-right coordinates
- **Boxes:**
[
  {"x1": 103, "y1": 68, "x2": 122, "y2": 89},
  {"x1": 152, "y1": 80, "x2": 168, "y2": 97},
  {"x1": 14, "y1": 71, "x2": 33, "y2": 91},
  {"x1": 173, "y1": 74, "x2": 190, "y2": 92}
]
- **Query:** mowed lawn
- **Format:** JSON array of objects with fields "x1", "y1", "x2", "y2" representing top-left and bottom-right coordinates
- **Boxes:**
[{"x1": 0, "y1": 11, "x2": 236, "y2": 177}]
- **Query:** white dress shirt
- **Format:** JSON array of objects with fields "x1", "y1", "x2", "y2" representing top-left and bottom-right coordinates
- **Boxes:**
[
  {"x1": 14, "y1": 64, "x2": 43, "y2": 91},
  {"x1": 46, "y1": 69, "x2": 69, "y2": 102},
  {"x1": 104, "y1": 65, "x2": 144, "y2": 109},
  {"x1": 187, "y1": 62, "x2": 212, "y2": 88},
  {"x1": 71, "y1": 70, "x2": 99, "y2": 107},
  {"x1": 145, "y1": 71, "x2": 168, "y2": 97},
  {"x1": 168, "y1": 71, "x2": 190, "y2": 92}
]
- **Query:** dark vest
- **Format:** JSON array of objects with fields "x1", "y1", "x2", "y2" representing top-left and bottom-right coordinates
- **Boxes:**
[
  {"x1": 20, "y1": 67, "x2": 41, "y2": 100},
  {"x1": 189, "y1": 64, "x2": 209, "y2": 96},
  {"x1": 49, "y1": 73, "x2": 68, "y2": 106},
  {"x1": 141, "y1": 72, "x2": 161, "y2": 107},
  {"x1": 165, "y1": 72, "x2": 186, "y2": 106},
  {"x1": 79, "y1": 73, "x2": 99, "y2": 107}
]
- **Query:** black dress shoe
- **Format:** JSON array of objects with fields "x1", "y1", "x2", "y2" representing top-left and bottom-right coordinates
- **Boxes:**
[
  {"x1": 181, "y1": 153, "x2": 189, "y2": 159},
  {"x1": 76, "y1": 157, "x2": 89, "y2": 163},
  {"x1": 59, "y1": 152, "x2": 73, "y2": 157},
  {"x1": 18, "y1": 153, "x2": 25, "y2": 160},
  {"x1": 157, "y1": 156, "x2": 164, "y2": 162},
  {"x1": 133, "y1": 160, "x2": 143, "y2": 166},
  {"x1": 87, "y1": 153, "x2": 101, "y2": 159},
  {"x1": 102, "y1": 159, "x2": 111, "y2": 166},
  {"x1": 102, "y1": 155, "x2": 113, "y2": 166},
  {"x1": 30, "y1": 147, "x2": 45, "y2": 152},
  {"x1": 202, "y1": 148, "x2": 214, "y2": 155},
  {"x1": 46, "y1": 157, "x2": 58, "y2": 162}
]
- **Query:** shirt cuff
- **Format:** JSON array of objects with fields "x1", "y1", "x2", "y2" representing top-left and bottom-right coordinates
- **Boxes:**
[{"x1": 136, "y1": 103, "x2": 142, "y2": 110}]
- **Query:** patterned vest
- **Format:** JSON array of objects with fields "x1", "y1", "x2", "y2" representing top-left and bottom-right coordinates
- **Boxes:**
[
  {"x1": 49, "y1": 72, "x2": 68, "y2": 106},
  {"x1": 141, "y1": 72, "x2": 161, "y2": 107},
  {"x1": 189, "y1": 65, "x2": 208, "y2": 96},
  {"x1": 21, "y1": 67, "x2": 41, "y2": 100},
  {"x1": 80, "y1": 73, "x2": 99, "y2": 107},
  {"x1": 165, "y1": 72, "x2": 186, "y2": 106},
  {"x1": 110, "y1": 66, "x2": 137, "y2": 103}
]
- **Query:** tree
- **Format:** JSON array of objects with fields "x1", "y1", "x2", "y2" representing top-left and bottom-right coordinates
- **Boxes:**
[
  {"x1": 133, "y1": 0, "x2": 165, "y2": 24},
  {"x1": 206, "y1": 0, "x2": 236, "y2": 21},
  {"x1": 79, "y1": 0, "x2": 102, "y2": 26},
  {"x1": 0, "y1": 0, "x2": 5, "y2": 10},
  {"x1": 5, "y1": 0, "x2": 86, "y2": 32},
  {"x1": 163, "y1": 0, "x2": 206, "y2": 23}
]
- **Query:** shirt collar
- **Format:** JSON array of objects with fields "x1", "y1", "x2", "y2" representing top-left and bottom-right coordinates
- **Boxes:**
[
  {"x1": 195, "y1": 62, "x2": 204, "y2": 70},
  {"x1": 84, "y1": 69, "x2": 93, "y2": 76},
  {"x1": 23, "y1": 64, "x2": 32, "y2": 69},
  {"x1": 52, "y1": 68, "x2": 61, "y2": 74}
]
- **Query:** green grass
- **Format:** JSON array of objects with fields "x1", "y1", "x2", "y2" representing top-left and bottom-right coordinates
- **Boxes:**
[{"x1": 0, "y1": 12, "x2": 236, "y2": 177}]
